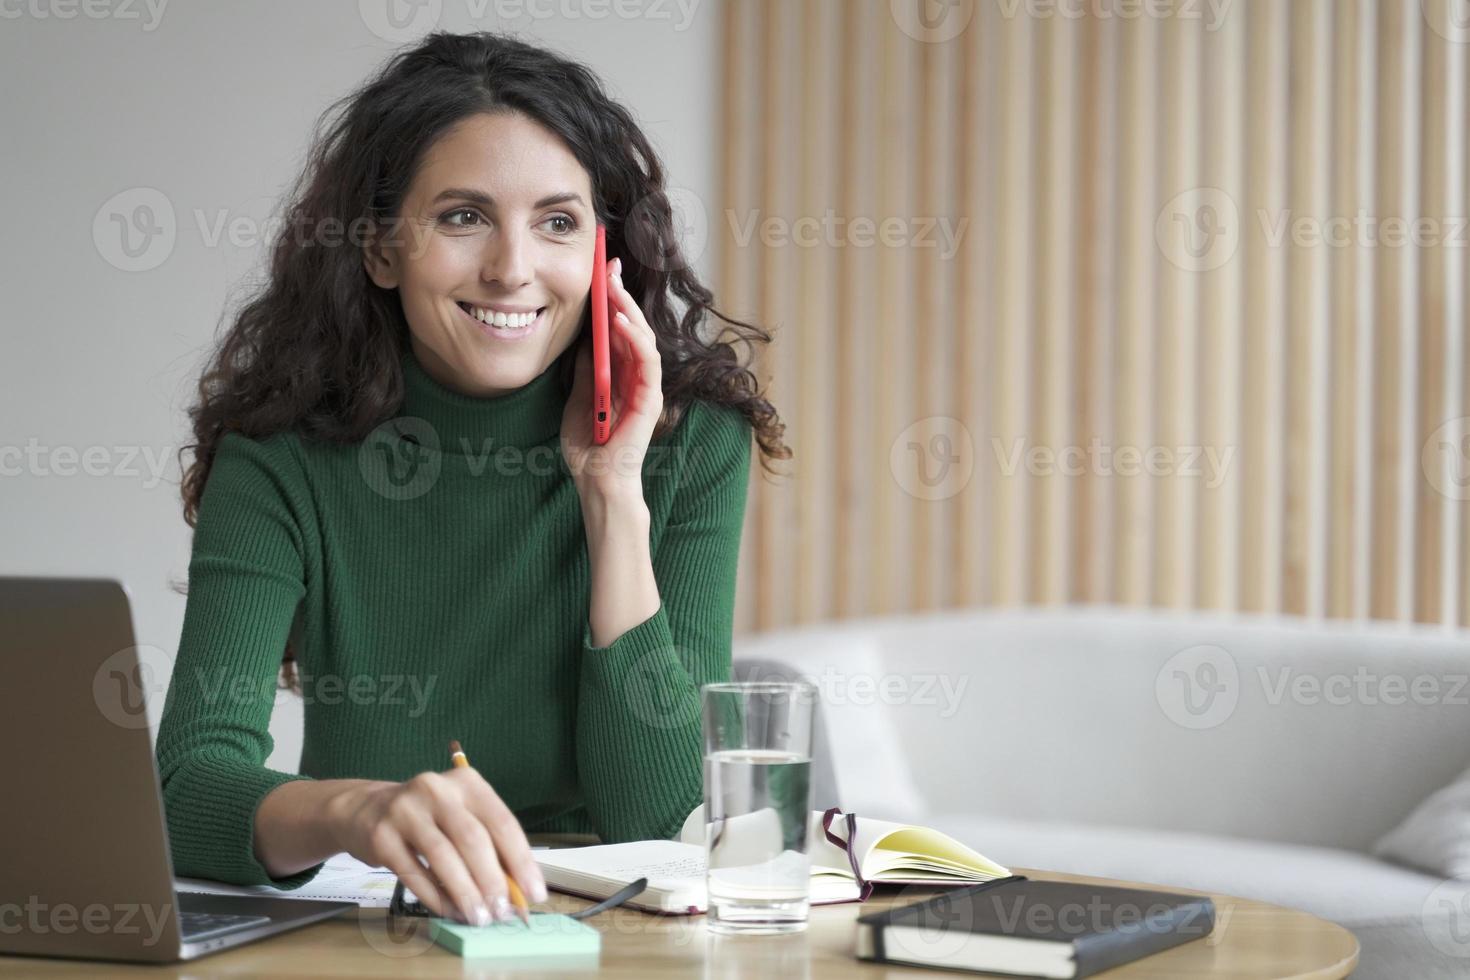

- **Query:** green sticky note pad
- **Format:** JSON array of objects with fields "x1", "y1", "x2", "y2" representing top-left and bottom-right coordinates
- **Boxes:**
[{"x1": 429, "y1": 913, "x2": 601, "y2": 959}]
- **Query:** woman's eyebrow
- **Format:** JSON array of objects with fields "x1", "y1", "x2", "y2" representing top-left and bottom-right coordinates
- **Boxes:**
[{"x1": 431, "y1": 187, "x2": 586, "y2": 210}]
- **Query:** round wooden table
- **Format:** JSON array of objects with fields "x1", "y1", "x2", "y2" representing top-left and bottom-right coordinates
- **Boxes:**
[{"x1": 0, "y1": 865, "x2": 1359, "y2": 978}]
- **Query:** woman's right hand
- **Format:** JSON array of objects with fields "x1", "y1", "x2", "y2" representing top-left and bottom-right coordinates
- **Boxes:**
[{"x1": 327, "y1": 768, "x2": 549, "y2": 925}]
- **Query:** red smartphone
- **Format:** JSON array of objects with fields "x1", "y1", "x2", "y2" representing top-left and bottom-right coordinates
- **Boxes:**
[{"x1": 591, "y1": 223, "x2": 612, "y2": 445}]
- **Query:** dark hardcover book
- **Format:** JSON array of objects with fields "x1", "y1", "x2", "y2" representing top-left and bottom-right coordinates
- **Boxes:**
[{"x1": 855, "y1": 876, "x2": 1217, "y2": 978}]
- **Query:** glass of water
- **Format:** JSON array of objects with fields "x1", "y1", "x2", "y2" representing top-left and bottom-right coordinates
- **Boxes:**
[{"x1": 700, "y1": 680, "x2": 817, "y2": 935}]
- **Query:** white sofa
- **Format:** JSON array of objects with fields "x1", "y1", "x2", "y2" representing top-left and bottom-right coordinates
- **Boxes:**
[{"x1": 732, "y1": 606, "x2": 1470, "y2": 979}]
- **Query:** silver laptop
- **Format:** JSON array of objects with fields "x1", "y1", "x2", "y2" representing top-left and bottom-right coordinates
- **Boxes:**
[{"x1": 0, "y1": 577, "x2": 354, "y2": 963}]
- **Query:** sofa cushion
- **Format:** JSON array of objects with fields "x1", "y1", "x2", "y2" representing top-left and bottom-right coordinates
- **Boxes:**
[
  {"x1": 734, "y1": 606, "x2": 1470, "y2": 851},
  {"x1": 1373, "y1": 761, "x2": 1470, "y2": 880}
]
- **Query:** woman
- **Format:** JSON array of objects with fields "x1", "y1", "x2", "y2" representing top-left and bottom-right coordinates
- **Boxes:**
[{"x1": 155, "y1": 30, "x2": 788, "y2": 928}]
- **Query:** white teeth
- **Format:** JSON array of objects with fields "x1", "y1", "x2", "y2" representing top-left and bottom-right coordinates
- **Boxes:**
[{"x1": 463, "y1": 304, "x2": 539, "y2": 329}]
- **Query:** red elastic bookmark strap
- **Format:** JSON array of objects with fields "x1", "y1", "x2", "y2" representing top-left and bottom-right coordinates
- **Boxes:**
[{"x1": 822, "y1": 806, "x2": 875, "y2": 902}]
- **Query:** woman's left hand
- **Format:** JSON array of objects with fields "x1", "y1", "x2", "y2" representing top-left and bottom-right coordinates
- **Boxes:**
[{"x1": 560, "y1": 256, "x2": 663, "y2": 500}]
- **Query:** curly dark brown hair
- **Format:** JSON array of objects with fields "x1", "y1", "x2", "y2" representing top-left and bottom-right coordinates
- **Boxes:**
[{"x1": 175, "y1": 30, "x2": 789, "y2": 688}]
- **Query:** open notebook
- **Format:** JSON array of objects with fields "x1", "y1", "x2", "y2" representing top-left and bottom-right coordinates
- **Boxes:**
[{"x1": 533, "y1": 807, "x2": 1010, "y2": 915}]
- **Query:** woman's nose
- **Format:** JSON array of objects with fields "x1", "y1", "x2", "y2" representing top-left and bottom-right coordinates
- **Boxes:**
[{"x1": 481, "y1": 227, "x2": 533, "y2": 288}]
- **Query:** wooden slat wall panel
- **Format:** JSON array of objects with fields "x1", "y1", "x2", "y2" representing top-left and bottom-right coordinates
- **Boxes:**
[
  {"x1": 992, "y1": 8, "x2": 1036, "y2": 607},
  {"x1": 1197, "y1": 1, "x2": 1245, "y2": 611},
  {"x1": 1417, "y1": 0, "x2": 1467, "y2": 626},
  {"x1": 717, "y1": 0, "x2": 1469, "y2": 635},
  {"x1": 1284, "y1": 0, "x2": 1333, "y2": 618},
  {"x1": 1354, "y1": 0, "x2": 1381, "y2": 621},
  {"x1": 1393, "y1": 0, "x2": 1425, "y2": 624},
  {"x1": 754, "y1": 0, "x2": 800, "y2": 627},
  {"x1": 1073, "y1": 11, "x2": 1118, "y2": 605},
  {"x1": 874, "y1": 2, "x2": 918, "y2": 616},
  {"x1": 955, "y1": 1, "x2": 997, "y2": 608},
  {"x1": 795, "y1": 0, "x2": 838, "y2": 623},
  {"x1": 1416, "y1": 0, "x2": 1448, "y2": 625},
  {"x1": 915, "y1": 4, "x2": 958, "y2": 610},
  {"x1": 1460, "y1": 9, "x2": 1470, "y2": 630},
  {"x1": 1113, "y1": 11, "x2": 1158, "y2": 607},
  {"x1": 1155, "y1": 0, "x2": 1201, "y2": 609},
  {"x1": 1371, "y1": 0, "x2": 1418, "y2": 620},
  {"x1": 1032, "y1": 11, "x2": 1078, "y2": 605},
  {"x1": 724, "y1": 0, "x2": 759, "y2": 635},
  {"x1": 830, "y1": 5, "x2": 881, "y2": 620},
  {"x1": 1326, "y1": 0, "x2": 1374, "y2": 621},
  {"x1": 1241, "y1": 0, "x2": 1289, "y2": 615}
]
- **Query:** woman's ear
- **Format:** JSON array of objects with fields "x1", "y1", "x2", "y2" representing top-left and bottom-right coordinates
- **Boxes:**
[{"x1": 362, "y1": 221, "x2": 399, "y2": 289}]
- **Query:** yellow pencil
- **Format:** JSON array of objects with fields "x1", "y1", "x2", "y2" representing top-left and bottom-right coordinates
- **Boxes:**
[{"x1": 449, "y1": 739, "x2": 530, "y2": 924}]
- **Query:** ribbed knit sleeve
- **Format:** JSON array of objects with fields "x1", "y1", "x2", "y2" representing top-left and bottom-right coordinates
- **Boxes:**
[
  {"x1": 155, "y1": 432, "x2": 324, "y2": 888},
  {"x1": 576, "y1": 401, "x2": 753, "y2": 843}
]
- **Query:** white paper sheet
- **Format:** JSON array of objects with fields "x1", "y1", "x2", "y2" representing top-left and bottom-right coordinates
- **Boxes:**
[{"x1": 175, "y1": 853, "x2": 400, "y2": 908}]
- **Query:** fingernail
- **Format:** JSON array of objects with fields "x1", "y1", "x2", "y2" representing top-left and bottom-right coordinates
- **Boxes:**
[
  {"x1": 612, "y1": 257, "x2": 622, "y2": 274},
  {"x1": 531, "y1": 880, "x2": 549, "y2": 904},
  {"x1": 470, "y1": 900, "x2": 491, "y2": 927},
  {"x1": 491, "y1": 895, "x2": 514, "y2": 922}
]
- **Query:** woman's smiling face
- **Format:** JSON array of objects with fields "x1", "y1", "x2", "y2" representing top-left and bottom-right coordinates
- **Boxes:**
[{"x1": 365, "y1": 110, "x2": 595, "y2": 397}]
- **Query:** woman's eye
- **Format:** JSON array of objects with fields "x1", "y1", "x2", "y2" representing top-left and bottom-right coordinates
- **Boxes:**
[
  {"x1": 441, "y1": 210, "x2": 575, "y2": 234},
  {"x1": 444, "y1": 208, "x2": 482, "y2": 228}
]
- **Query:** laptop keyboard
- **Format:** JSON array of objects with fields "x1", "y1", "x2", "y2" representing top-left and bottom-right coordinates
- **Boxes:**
[{"x1": 179, "y1": 910, "x2": 272, "y2": 942}]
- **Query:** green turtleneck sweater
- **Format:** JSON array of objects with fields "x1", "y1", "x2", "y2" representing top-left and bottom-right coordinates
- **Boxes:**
[{"x1": 155, "y1": 346, "x2": 752, "y2": 888}]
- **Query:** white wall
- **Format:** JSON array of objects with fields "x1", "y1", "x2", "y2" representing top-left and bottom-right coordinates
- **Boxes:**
[{"x1": 0, "y1": 0, "x2": 722, "y2": 770}]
